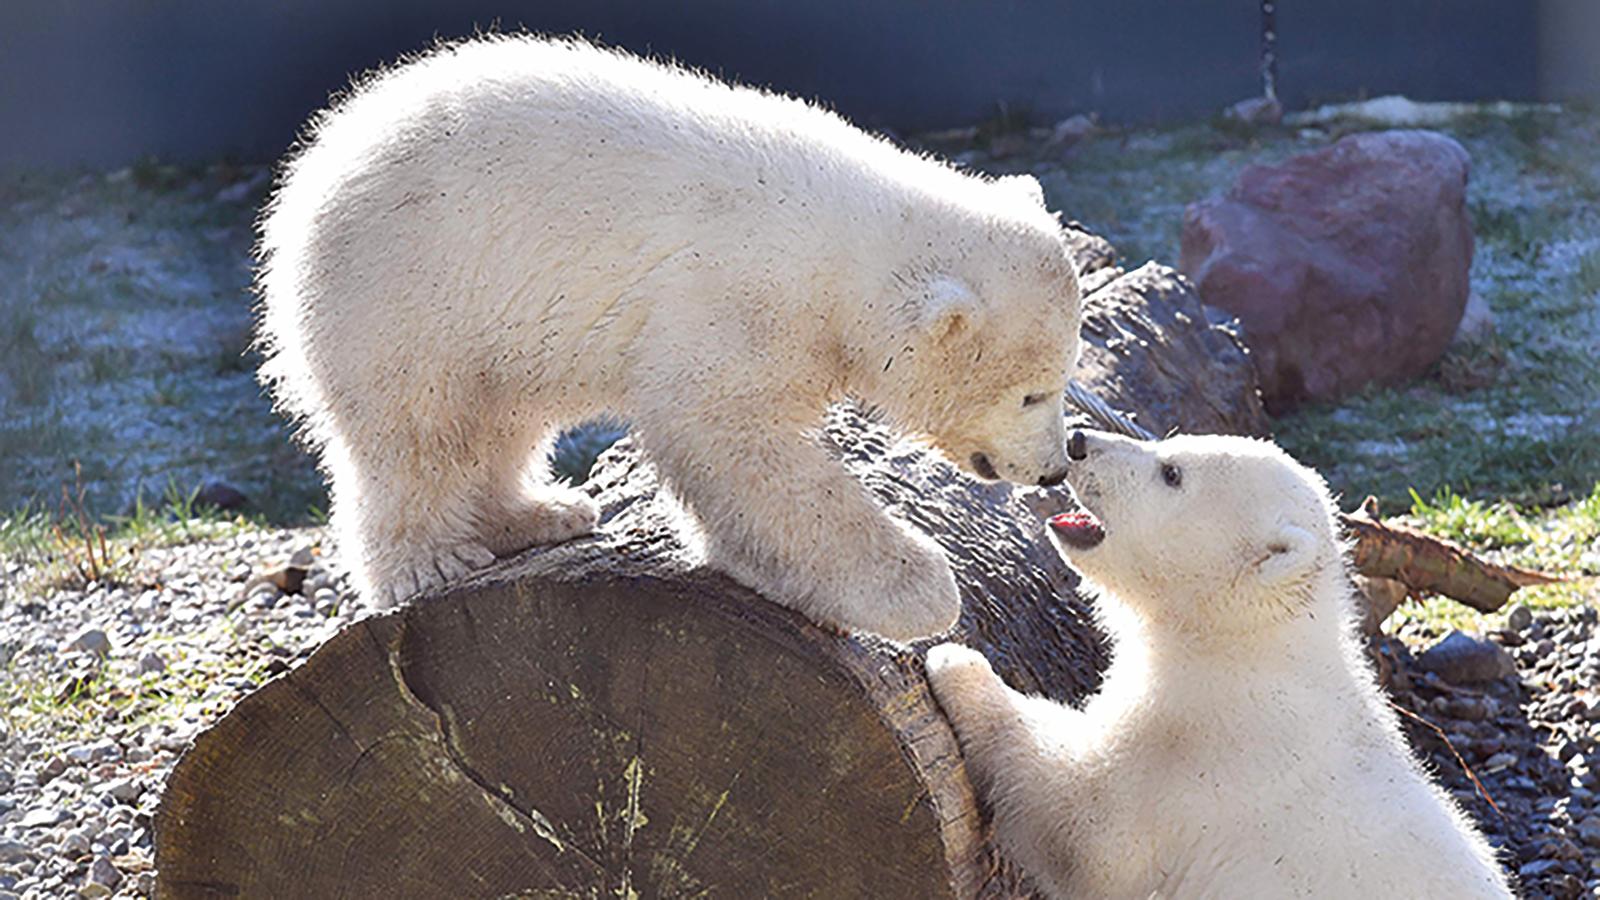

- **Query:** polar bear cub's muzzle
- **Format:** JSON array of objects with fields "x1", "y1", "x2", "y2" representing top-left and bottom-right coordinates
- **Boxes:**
[{"x1": 1046, "y1": 428, "x2": 1114, "y2": 550}]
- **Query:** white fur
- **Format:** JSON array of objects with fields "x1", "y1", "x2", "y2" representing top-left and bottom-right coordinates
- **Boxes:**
[
  {"x1": 255, "y1": 36, "x2": 1082, "y2": 639},
  {"x1": 926, "y1": 432, "x2": 1512, "y2": 898}
]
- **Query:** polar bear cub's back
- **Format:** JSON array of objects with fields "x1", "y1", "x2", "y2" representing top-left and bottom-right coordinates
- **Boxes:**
[{"x1": 256, "y1": 36, "x2": 1083, "y2": 636}]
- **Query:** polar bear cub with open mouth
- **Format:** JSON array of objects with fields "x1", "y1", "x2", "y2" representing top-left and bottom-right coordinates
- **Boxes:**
[
  {"x1": 926, "y1": 431, "x2": 1512, "y2": 898},
  {"x1": 257, "y1": 37, "x2": 1084, "y2": 639}
]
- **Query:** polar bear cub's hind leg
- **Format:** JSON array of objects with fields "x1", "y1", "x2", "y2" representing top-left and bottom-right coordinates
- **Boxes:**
[{"x1": 328, "y1": 410, "x2": 599, "y2": 609}]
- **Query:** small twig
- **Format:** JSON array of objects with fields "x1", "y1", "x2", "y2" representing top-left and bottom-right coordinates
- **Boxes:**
[{"x1": 1388, "y1": 699, "x2": 1505, "y2": 820}]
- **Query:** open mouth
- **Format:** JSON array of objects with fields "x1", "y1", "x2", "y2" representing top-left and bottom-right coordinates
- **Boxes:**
[{"x1": 1048, "y1": 510, "x2": 1105, "y2": 549}]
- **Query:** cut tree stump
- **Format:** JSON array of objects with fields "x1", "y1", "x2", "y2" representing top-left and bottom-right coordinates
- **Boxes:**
[{"x1": 155, "y1": 409, "x2": 1108, "y2": 898}]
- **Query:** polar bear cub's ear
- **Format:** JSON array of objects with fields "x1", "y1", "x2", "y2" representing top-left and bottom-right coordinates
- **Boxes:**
[
  {"x1": 998, "y1": 173, "x2": 1047, "y2": 208},
  {"x1": 1252, "y1": 523, "x2": 1319, "y2": 587},
  {"x1": 920, "y1": 275, "x2": 984, "y2": 343}
]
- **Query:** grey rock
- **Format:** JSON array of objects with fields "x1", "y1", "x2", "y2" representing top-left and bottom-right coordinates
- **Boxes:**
[
  {"x1": 59, "y1": 831, "x2": 91, "y2": 857},
  {"x1": 1519, "y1": 858, "x2": 1560, "y2": 878},
  {"x1": 1506, "y1": 604, "x2": 1534, "y2": 633},
  {"x1": 1451, "y1": 291, "x2": 1497, "y2": 346},
  {"x1": 34, "y1": 757, "x2": 66, "y2": 785},
  {"x1": 0, "y1": 840, "x2": 30, "y2": 863},
  {"x1": 102, "y1": 778, "x2": 141, "y2": 804},
  {"x1": 85, "y1": 856, "x2": 120, "y2": 890},
  {"x1": 1448, "y1": 696, "x2": 1489, "y2": 722},
  {"x1": 60, "y1": 628, "x2": 109, "y2": 659},
  {"x1": 1414, "y1": 630, "x2": 1517, "y2": 684},
  {"x1": 1181, "y1": 130, "x2": 1473, "y2": 412},
  {"x1": 262, "y1": 560, "x2": 307, "y2": 595},
  {"x1": 1223, "y1": 95, "x2": 1284, "y2": 126},
  {"x1": 1046, "y1": 113, "x2": 1098, "y2": 150},
  {"x1": 194, "y1": 479, "x2": 248, "y2": 511},
  {"x1": 129, "y1": 591, "x2": 161, "y2": 620},
  {"x1": 1484, "y1": 752, "x2": 1519, "y2": 771},
  {"x1": 136, "y1": 652, "x2": 166, "y2": 675},
  {"x1": 1578, "y1": 815, "x2": 1600, "y2": 849},
  {"x1": 17, "y1": 808, "x2": 67, "y2": 829}
]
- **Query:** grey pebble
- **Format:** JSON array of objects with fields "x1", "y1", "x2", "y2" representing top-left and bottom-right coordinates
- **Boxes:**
[
  {"x1": 1506, "y1": 604, "x2": 1534, "y2": 632},
  {"x1": 16, "y1": 808, "x2": 67, "y2": 829},
  {"x1": 1578, "y1": 815, "x2": 1600, "y2": 849},
  {"x1": 85, "y1": 855, "x2": 120, "y2": 890},
  {"x1": 1519, "y1": 858, "x2": 1560, "y2": 878},
  {"x1": 1414, "y1": 630, "x2": 1517, "y2": 684},
  {"x1": 102, "y1": 779, "x2": 141, "y2": 804},
  {"x1": 58, "y1": 830, "x2": 90, "y2": 858},
  {"x1": 34, "y1": 758, "x2": 65, "y2": 786},
  {"x1": 59, "y1": 628, "x2": 109, "y2": 659}
]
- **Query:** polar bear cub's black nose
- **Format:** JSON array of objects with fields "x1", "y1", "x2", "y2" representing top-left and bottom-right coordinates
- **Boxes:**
[
  {"x1": 1037, "y1": 468, "x2": 1069, "y2": 487},
  {"x1": 1066, "y1": 430, "x2": 1088, "y2": 461}
]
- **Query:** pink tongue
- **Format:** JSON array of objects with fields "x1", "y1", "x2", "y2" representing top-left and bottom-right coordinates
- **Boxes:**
[{"x1": 1049, "y1": 512, "x2": 1096, "y2": 530}]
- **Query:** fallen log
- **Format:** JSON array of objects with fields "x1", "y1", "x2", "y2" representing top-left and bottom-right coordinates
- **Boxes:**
[
  {"x1": 1343, "y1": 497, "x2": 1566, "y2": 614},
  {"x1": 155, "y1": 409, "x2": 1107, "y2": 898}
]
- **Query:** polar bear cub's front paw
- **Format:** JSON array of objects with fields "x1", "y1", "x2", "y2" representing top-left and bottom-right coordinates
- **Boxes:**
[
  {"x1": 924, "y1": 642, "x2": 996, "y2": 698},
  {"x1": 925, "y1": 642, "x2": 991, "y2": 680},
  {"x1": 481, "y1": 483, "x2": 601, "y2": 557},
  {"x1": 838, "y1": 530, "x2": 961, "y2": 641},
  {"x1": 924, "y1": 642, "x2": 1005, "y2": 738},
  {"x1": 372, "y1": 540, "x2": 498, "y2": 608}
]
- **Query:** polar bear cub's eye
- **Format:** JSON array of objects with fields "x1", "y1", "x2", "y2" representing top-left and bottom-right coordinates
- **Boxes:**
[
  {"x1": 1160, "y1": 463, "x2": 1183, "y2": 488},
  {"x1": 1022, "y1": 392, "x2": 1049, "y2": 408}
]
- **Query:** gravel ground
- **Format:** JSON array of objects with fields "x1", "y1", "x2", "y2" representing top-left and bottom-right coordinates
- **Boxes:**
[
  {"x1": 0, "y1": 527, "x2": 1594, "y2": 897},
  {"x1": 0, "y1": 526, "x2": 355, "y2": 899},
  {"x1": 1381, "y1": 607, "x2": 1600, "y2": 898}
]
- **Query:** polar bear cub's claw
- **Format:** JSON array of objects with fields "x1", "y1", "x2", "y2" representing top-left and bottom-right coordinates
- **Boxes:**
[{"x1": 372, "y1": 540, "x2": 498, "y2": 609}]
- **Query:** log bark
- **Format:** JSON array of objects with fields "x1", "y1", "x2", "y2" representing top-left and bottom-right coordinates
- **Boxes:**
[
  {"x1": 1077, "y1": 262, "x2": 1273, "y2": 439},
  {"x1": 1343, "y1": 497, "x2": 1566, "y2": 614},
  {"x1": 155, "y1": 408, "x2": 1106, "y2": 899}
]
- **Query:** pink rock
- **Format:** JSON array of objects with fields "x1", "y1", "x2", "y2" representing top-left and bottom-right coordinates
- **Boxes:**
[{"x1": 1180, "y1": 130, "x2": 1473, "y2": 412}]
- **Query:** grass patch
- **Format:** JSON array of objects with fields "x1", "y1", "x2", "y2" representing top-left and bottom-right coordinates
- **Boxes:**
[
  {"x1": 1, "y1": 472, "x2": 258, "y2": 598},
  {"x1": 0, "y1": 628, "x2": 277, "y2": 746},
  {"x1": 1407, "y1": 487, "x2": 1531, "y2": 548},
  {"x1": 1388, "y1": 481, "x2": 1600, "y2": 633}
]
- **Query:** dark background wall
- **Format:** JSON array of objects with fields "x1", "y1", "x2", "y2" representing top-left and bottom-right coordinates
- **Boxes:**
[{"x1": 0, "y1": 0, "x2": 1573, "y2": 169}]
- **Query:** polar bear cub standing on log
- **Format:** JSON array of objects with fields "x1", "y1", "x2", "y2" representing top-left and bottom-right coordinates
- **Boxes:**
[
  {"x1": 256, "y1": 36, "x2": 1082, "y2": 639},
  {"x1": 926, "y1": 432, "x2": 1512, "y2": 898}
]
